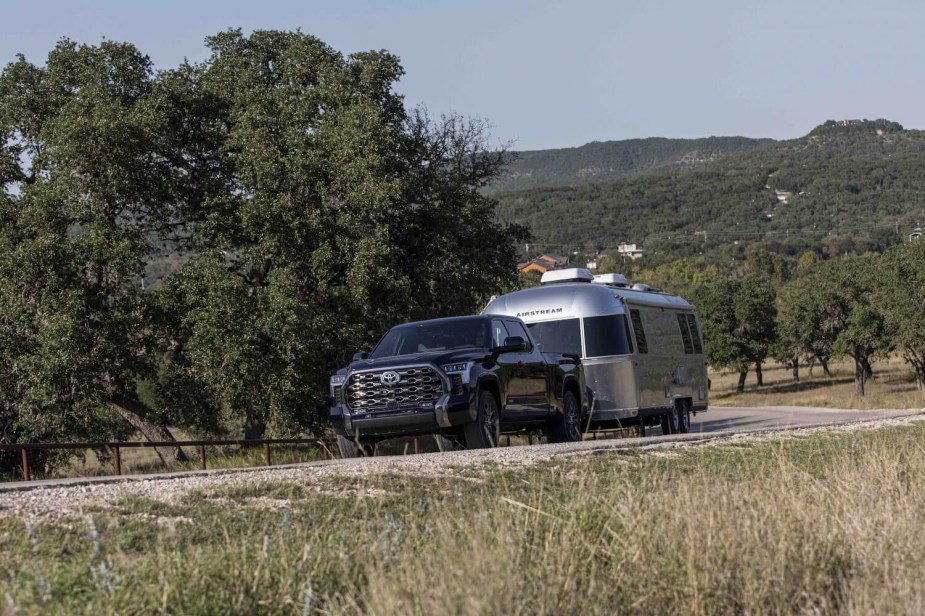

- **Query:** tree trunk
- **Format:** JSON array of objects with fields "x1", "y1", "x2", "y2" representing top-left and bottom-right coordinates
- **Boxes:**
[
  {"x1": 736, "y1": 368, "x2": 748, "y2": 394},
  {"x1": 108, "y1": 396, "x2": 189, "y2": 466},
  {"x1": 862, "y1": 356, "x2": 874, "y2": 380},
  {"x1": 791, "y1": 355, "x2": 800, "y2": 382},
  {"x1": 755, "y1": 361, "x2": 764, "y2": 387},
  {"x1": 913, "y1": 362, "x2": 925, "y2": 391},
  {"x1": 854, "y1": 356, "x2": 866, "y2": 397},
  {"x1": 821, "y1": 357, "x2": 832, "y2": 378},
  {"x1": 808, "y1": 357, "x2": 815, "y2": 377}
]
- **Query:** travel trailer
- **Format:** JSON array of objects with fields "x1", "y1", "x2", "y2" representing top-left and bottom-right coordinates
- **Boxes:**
[{"x1": 483, "y1": 268, "x2": 708, "y2": 434}]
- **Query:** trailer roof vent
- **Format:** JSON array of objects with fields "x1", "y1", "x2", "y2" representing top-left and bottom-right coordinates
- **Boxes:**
[
  {"x1": 540, "y1": 268, "x2": 594, "y2": 285},
  {"x1": 631, "y1": 283, "x2": 652, "y2": 292},
  {"x1": 592, "y1": 273, "x2": 629, "y2": 287}
]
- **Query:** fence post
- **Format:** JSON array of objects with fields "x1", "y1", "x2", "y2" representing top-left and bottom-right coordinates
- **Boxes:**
[
  {"x1": 113, "y1": 446, "x2": 122, "y2": 476},
  {"x1": 21, "y1": 448, "x2": 30, "y2": 482},
  {"x1": 199, "y1": 444, "x2": 207, "y2": 470},
  {"x1": 263, "y1": 442, "x2": 271, "y2": 466}
]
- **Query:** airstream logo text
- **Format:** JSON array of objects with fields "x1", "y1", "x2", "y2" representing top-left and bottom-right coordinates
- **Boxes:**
[{"x1": 516, "y1": 308, "x2": 564, "y2": 318}]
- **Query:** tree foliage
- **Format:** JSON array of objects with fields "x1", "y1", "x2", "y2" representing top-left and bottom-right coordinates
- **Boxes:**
[
  {"x1": 493, "y1": 121, "x2": 924, "y2": 260},
  {"x1": 0, "y1": 40, "x2": 184, "y2": 469},
  {"x1": 0, "y1": 31, "x2": 525, "y2": 472},
  {"x1": 878, "y1": 240, "x2": 925, "y2": 389}
]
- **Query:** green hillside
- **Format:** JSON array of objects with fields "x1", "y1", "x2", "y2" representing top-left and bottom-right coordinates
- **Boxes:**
[
  {"x1": 495, "y1": 120, "x2": 925, "y2": 259},
  {"x1": 487, "y1": 136, "x2": 773, "y2": 194}
]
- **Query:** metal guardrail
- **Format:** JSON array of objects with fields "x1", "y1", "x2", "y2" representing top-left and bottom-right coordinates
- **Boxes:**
[{"x1": 0, "y1": 438, "x2": 334, "y2": 482}]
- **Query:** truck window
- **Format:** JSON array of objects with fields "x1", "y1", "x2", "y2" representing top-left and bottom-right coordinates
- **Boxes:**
[
  {"x1": 629, "y1": 309, "x2": 648, "y2": 354},
  {"x1": 491, "y1": 320, "x2": 510, "y2": 348},
  {"x1": 677, "y1": 313, "x2": 694, "y2": 354},
  {"x1": 503, "y1": 320, "x2": 533, "y2": 352},
  {"x1": 686, "y1": 314, "x2": 704, "y2": 354},
  {"x1": 584, "y1": 314, "x2": 633, "y2": 357},
  {"x1": 526, "y1": 319, "x2": 581, "y2": 357}
]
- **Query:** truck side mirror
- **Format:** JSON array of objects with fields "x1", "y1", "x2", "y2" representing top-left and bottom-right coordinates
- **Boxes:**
[
  {"x1": 494, "y1": 336, "x2": 527, "y2": 355},
  {"x1": 352, "y1": 351, "x2": 369, "y2": 361}
]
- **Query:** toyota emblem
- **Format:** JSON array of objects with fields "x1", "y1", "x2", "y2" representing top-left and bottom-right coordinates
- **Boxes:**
[{"x1": 380, "y1": 371, "x2": 401, "y2": 386}]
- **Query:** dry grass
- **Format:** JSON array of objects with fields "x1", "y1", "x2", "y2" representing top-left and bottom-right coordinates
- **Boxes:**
[
  {"x1": 2, "y1": 422, "x2": 925, "y2": 614},
  {"x1": 710, "y1": 354, "x2": 925, "y2": 409}
]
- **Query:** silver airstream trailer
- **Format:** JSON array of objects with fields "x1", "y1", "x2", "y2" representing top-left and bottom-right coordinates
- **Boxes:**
[{"x1": 483, "y1": 268, "x2": 708, "y2": 434}]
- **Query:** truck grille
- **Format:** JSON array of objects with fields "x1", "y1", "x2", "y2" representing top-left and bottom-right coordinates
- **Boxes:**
[{"x1": 345, "y1": 366, "x2": 444, "y2": 412}]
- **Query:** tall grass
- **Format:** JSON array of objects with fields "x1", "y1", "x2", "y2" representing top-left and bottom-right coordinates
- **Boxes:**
[{"x1": 2, "y1": 423, "x2": 925, "y2": 614}]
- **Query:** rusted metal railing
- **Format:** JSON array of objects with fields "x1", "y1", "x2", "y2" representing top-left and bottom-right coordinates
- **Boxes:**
[{"x1": 0, "y1": 438, "x2": 334, "y2": 482}]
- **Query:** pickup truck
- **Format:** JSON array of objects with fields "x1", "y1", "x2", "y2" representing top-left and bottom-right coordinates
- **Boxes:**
[{"x1": 329, "y1": 315, "x2": 586, "y2": 457}]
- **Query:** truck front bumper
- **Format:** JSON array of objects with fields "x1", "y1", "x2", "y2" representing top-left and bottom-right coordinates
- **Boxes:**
[{"x1": 330, "y1": 392, "x2": 477, "y2": 439}]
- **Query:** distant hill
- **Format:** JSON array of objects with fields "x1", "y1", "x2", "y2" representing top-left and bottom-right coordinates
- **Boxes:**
[
  {"x1": 486, "y1": 136, "x2": 774, "y2": 194},
  {"x1": 493, "y1": 120, "x2": 925, "y2": 259}
]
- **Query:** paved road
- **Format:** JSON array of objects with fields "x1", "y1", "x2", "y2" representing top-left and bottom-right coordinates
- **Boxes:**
[{"x1": 688, "y1": 405, "x2": 921, "y2": 435}]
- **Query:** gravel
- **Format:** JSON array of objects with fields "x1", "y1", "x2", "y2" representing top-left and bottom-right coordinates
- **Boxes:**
[{"x1": 2, "y1": 412, "x2": 924, "y2": 521}]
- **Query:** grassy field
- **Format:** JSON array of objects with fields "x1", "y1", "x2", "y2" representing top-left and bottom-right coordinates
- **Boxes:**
[
  {"x1": 710, "y1": 355, "x2": 925, "y2": 409},
  {"x1": 2, "y1": 421, "x2": 925, "y2": 614}
]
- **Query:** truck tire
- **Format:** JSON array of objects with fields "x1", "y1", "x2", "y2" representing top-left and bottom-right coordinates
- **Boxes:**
[
  {"x1": 336, "y1": 434, "x2": 374, "y2": 458},
  {"x1": 678, "y1": 400, "x2": 691, "y2": 434},
  {"x1": 465, "y1": 390, "x2": 500, "y2": 449},
  {"x1": 550, "y1": 389, "x2": 582, "y2": 443}
]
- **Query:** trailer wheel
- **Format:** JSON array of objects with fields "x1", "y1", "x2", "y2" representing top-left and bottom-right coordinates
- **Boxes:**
[
  {"x1": 336, "y1": 434, "x2": 374, "y2": 458},
  {"x1": 465, "y1": 390, "x2": 500, "y2": 449},
  {"x1": 660, "y1": 406, "x2": 680, "y2": 435},
  {"x1": 678, "y1": 400, "x2": 691, "y2": 434},
  {"x1": 550, "y1": 389, "x2": 583, "y2": 443}
]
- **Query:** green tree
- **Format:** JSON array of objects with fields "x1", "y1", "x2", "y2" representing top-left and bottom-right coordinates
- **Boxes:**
[
  {"x1": 777, "y1": 256, "x2": 887, "y2": 395},
  {"x1": 0, "y1": 31, "x2": 526, "y2": 471},
  {"x1": 736, "y1": 274, "x2": 778, "y2": 386},
  {"x1": 878, "y1": 240, "x2": 925, "y2": 389},
  {"x1": 829, "y1": 255, "x2": 888, "y2": 396},
  {"x1": 0, "y1": 40, "x2": 192, "y2": 471},
  {"x1": 146, "y1": 30, "x2": 525, "y2": 439},
  {"x1": 693, "y1": 274, "x2": 777, "y2": 392}
]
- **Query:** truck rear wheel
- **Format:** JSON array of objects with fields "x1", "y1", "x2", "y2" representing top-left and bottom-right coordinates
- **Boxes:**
[
  {"x1": 550, "y1": 389, "x2": 582, "y2": 443},
  {"x1": 336, "y1": 434, "x2": 374, "y2": 458},
  {"x1": 465, "y1": 390, "x2": 500, "y2": 449}
]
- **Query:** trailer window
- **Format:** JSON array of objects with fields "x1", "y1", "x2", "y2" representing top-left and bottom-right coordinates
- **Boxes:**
[
  {"x1": 677, "y1": 313, "x2": 694, "y2": 354},
  {"x1": 584, "y1": 315, "x2": 633, "y2": 357},
  {"x1": 526, "y1": 319, "x2": 581, "y2": 356},
  {"x1": 629, "y1": 309, "x2": 648, "y2": 354},
  {"x1": 686, "y1": 314, "x2": 704, "y2": 354}
]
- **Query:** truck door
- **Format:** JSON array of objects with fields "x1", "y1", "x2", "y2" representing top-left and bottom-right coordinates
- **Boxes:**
[{"x1": 502, "y1": 319, "x2": 550, "y2": 417}]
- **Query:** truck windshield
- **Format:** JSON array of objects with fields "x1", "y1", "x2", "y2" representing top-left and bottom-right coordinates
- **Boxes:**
[{"x1": 369, "y1": 319, "x2": 488, "y2": 358}]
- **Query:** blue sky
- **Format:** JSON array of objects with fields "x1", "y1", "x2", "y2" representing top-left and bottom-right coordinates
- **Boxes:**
[{"x1": 2, "y1": 0, "x2": 923, "y2": 150}]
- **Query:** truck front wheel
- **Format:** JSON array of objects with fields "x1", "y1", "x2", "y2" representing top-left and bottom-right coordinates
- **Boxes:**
[{"x1": 465, "y1": 390, "x2": 500, "y2": 449}]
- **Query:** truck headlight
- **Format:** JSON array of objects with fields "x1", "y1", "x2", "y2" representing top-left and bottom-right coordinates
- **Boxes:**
[
  {"x1": 330, "y1": 374, "x2": 347, "y2": 406},
  {"x1": 441, "y1": 362, "x2": 472, "y2": 385}
]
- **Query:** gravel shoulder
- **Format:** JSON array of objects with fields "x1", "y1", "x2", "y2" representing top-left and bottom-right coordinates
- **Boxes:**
[{"x1": 2, "y1": 409, "x2": 923, "y2": 521}]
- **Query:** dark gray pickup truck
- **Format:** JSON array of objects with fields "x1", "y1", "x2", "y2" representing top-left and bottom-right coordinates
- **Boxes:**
[{"x1": 329, "y1": 315, "x2": 587, "y2": 457}]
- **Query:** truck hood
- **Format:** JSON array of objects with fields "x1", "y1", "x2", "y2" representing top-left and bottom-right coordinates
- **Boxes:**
[{"x1": 346, "y1": 349, "x2": 491, "y2": 373}]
